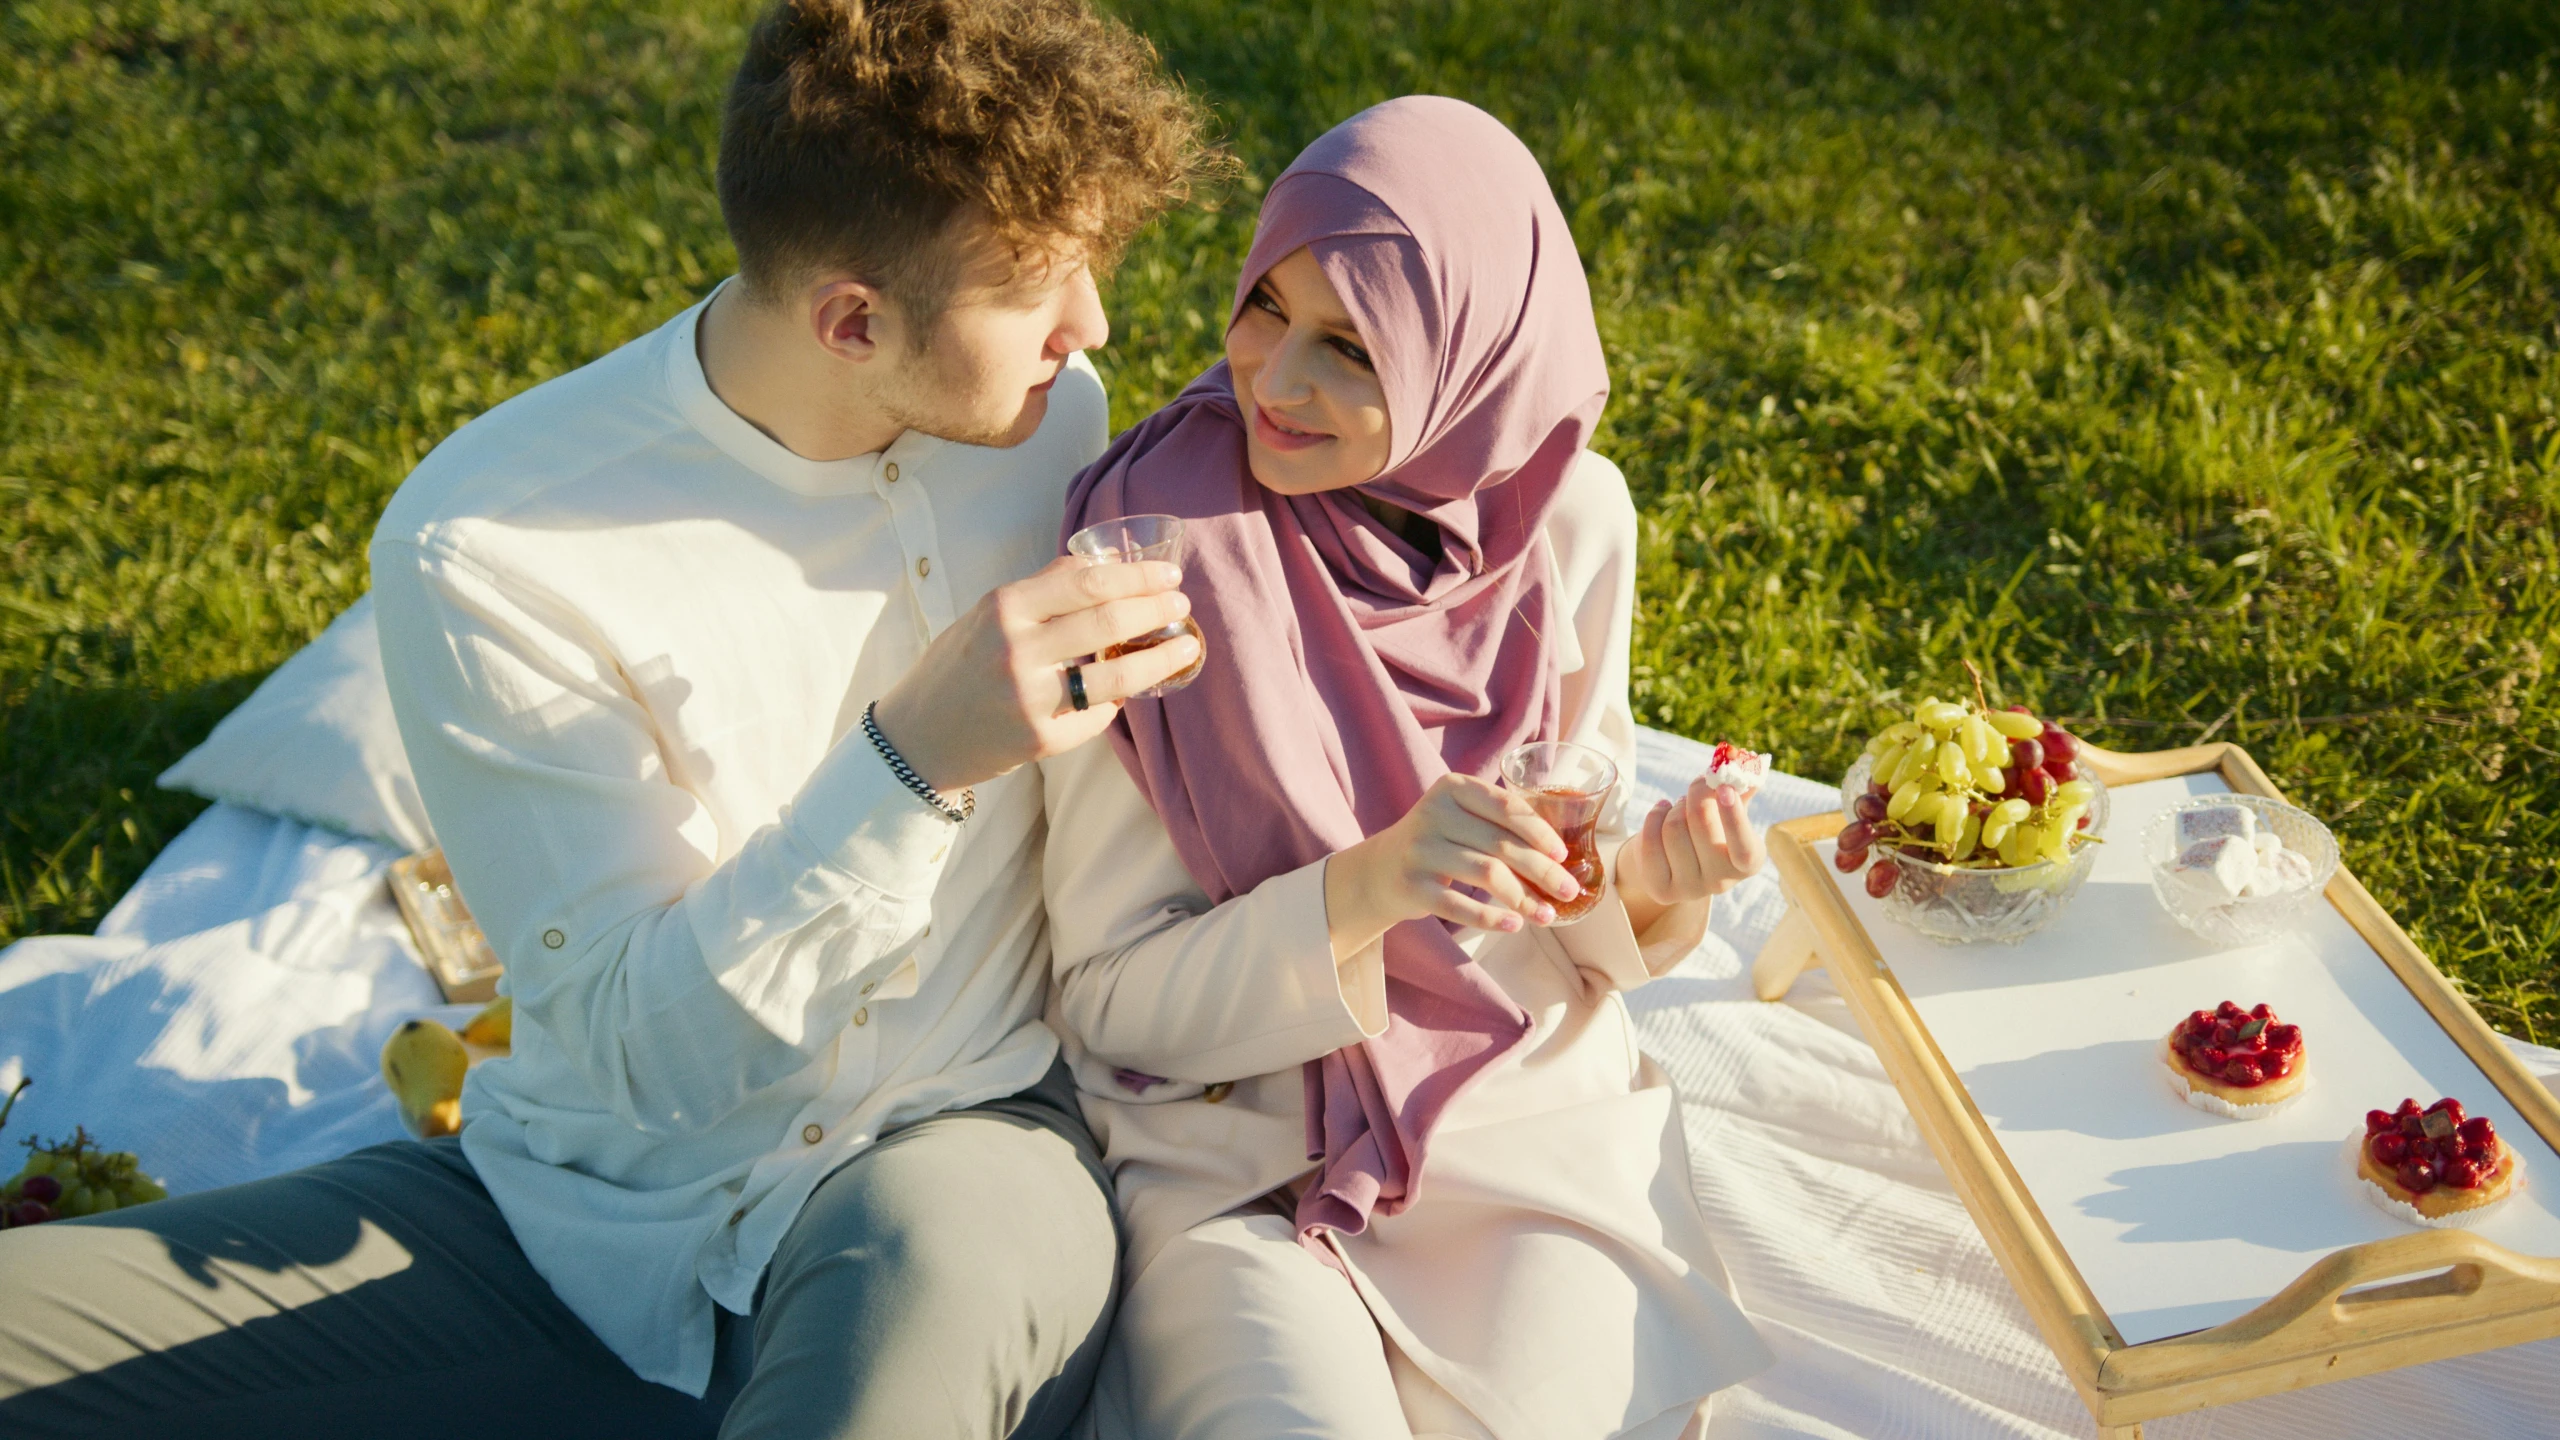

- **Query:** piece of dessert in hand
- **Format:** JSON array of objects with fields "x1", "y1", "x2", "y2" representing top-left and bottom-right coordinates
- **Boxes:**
[
  {"x1": 2162, "y1": 1000, "x2": 2307, "y2": 1119},
  {"x1": 1698, "y1": 741, "x2": 1770, "y2": 795},
  {"x1": 2353, "y1": 1097, "x2": 2524, "y2": 1227}
]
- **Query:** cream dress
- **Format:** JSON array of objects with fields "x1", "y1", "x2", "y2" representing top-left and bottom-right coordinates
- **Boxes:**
[{"x1": 1040, "y1": 454, "x2": 1773, "y2": 1439}]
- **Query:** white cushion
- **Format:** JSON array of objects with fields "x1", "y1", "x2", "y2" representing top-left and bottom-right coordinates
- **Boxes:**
[{"x1": 158, "y1": 597, "x2": 435, "y2": 851}]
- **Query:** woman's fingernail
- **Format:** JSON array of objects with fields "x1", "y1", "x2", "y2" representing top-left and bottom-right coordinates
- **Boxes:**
[
  {"x1": 1556, "y1": 876, "x2": 1582, "y2": 899},
  {"x1": 1534, "y1": 904, "x2": 1557, "y2": 924},
  {"x1": 1499, "y1": 914, "x2": 1525, "y2": 932}
]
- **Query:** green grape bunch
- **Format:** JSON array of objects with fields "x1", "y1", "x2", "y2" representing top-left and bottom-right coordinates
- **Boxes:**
[
  {"x1": 0, "y1": 1080, "x2": 168, "y2": 1229},
  {"x1": 1835, "y1": 686, "x2": 2099, "y2": 898}
]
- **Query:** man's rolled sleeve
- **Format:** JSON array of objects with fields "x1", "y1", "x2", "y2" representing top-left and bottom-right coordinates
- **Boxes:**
[
  {"x1": 786, "y1": 731, "x2": 957, "y2": 901},
  {"x1": 692, "y1": 745, "x2": 959, "y2": 1044}
]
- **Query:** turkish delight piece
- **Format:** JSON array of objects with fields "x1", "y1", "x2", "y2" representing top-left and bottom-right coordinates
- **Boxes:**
[
  {"x1": 2243, "y1": 844, "x2": 2317, "y2": 897},
  {"x1": 2174, "y1": 804, "x2": 2257, "y2": 849},
  {"x1": 2172, "y1": 834, "x2": 2259, "y2": 903}
]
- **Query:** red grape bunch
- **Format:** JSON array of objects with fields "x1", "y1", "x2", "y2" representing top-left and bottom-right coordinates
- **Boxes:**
[{"x1": 1836, "y1": 693, "x2": 2097, "y2": 901}]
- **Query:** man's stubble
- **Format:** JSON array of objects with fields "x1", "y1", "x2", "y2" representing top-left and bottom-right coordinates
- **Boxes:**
[{"x1": 876, "y1": 336, "x2": 1046, "y2": 451}]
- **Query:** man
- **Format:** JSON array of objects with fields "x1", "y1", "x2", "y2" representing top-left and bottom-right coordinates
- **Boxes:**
[{"x1": 0, "y1": 2, "x2": 1216, "y2": 1435}]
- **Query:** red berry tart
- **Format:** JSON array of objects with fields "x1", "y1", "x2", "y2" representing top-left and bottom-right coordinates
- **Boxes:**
[
  {"x1": 1699, "y1": 741, "x2": 1770, "y2": 795},
  {"x1": 2161, "y1": 1001, "x2": 2307, "y2": 1119},
  {"x1": 2351, "y1": 1098, "x2": 2523, "y2": 1227}
]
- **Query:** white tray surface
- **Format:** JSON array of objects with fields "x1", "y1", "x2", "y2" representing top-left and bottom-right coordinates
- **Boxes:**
[{"x1": 1821, "y1": 770, "x2": 2560, "y2": 1345}]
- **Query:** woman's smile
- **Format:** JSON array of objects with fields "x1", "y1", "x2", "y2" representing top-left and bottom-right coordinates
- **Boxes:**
[
  {"x1": 1251, "y1": 403, "x2": 1333, "y2": 452},
  {"x1": 1226, "y1": 247, "x2": 1393, "y2": 493}
]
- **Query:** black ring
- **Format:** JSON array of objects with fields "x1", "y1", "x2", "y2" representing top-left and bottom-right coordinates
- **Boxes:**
[{"x1": 1066, "y1": 662, "x2": 1090, "y2": 712}]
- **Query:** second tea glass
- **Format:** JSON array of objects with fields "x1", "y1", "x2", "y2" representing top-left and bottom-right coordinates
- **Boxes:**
[
  {"x1": 1065, "y1": 513, "x2": 1207, "y2": 697},
  {"x1": 1498, "y1": 740, "x2": 1618, "y2": 925}
]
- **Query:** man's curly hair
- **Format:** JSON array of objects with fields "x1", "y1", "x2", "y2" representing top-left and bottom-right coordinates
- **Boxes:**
[{"x1": 719, "y1": 0, "x2": 1220, "y2": 324}]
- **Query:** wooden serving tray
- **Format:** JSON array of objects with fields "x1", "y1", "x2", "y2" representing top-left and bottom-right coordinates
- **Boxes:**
[{"x1": 1754, "y1": 741, "x2": 2560, "y2": 1438}]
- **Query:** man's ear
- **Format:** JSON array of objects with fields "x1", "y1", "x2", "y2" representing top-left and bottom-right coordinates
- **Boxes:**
[{"x1": 809, "y1": 279, "x2": 895, "y2": 363}]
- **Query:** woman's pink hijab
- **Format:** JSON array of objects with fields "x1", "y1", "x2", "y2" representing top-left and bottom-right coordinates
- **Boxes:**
[{"x1": 1062, "y1": 95, "x2": 1609, "y2": 1245}]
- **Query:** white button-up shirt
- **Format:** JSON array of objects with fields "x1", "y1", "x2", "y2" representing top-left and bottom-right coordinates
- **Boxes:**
[{"x1": 369, "y1": 288, "x2": 1106, "y2": 1394}]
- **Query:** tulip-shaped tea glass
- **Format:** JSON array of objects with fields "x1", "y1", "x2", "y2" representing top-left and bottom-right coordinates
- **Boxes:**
[
  {"x1": 1065, "y1": 513, "x2": 1206, "y2": 697},
  {"x1": 1498, "y1": 740, "x2": 1618, "y2": 925}
]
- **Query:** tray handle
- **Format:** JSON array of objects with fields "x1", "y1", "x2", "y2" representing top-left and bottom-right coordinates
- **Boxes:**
[
  {"x1": 2100, "y1": 1228, "x2": 2560, "y2": 1391},
  {"x1": 2074, "y1": 739, "x2": 2237, "y2": 789}
]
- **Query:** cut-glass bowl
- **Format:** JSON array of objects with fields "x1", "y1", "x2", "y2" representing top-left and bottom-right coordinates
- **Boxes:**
[
  {"x1": 1837, "y1": 754, "x2": 2110, "y2": 947},
  {"x1": 2143, "y1": 794, "x2": 2339, "y2": 946}
]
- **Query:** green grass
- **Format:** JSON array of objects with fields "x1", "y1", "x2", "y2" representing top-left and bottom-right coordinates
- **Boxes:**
[{"x1": 5, "y1": 0, "x2": 2557, "y2": 1037}]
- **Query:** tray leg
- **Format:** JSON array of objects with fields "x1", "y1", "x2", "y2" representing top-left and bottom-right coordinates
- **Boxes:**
[
  {"x1": 2096, "y1": 1425, "x2": 2143, "y2": 1440},
  {"x1": 1752, "y1": 905, "x2": 1823, "y2": 1002}
]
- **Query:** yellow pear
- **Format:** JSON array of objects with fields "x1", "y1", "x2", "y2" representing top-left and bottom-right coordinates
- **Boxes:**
[
  {"x1": 457, "y1": 994, "x2": 513, "y2": 1050},
  {"x1": 381, "y1": 1019, "x2": 470, "y2": 1139}
]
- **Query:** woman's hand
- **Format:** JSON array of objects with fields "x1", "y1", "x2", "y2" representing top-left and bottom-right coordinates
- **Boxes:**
[
  {"x1": 1323, "y1": 774, "x2": 1581, "y2": 960},
  {"x1": 1615, "y1": 777, "x2": 1766, "y2": 931}
]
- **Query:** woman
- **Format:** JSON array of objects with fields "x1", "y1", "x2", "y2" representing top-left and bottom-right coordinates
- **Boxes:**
[{"x1": 1043, "y1": 96, "x2": 1774, "y2": 1439}]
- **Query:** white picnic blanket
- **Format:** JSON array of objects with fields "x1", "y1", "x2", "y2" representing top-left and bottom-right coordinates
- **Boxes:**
[
  {"x1": 0, "y1": 803, "x2": 477, "y2": 1194},
  {"x1": 3, "y1": 729, "x2": 2557, "y2": 1437}
]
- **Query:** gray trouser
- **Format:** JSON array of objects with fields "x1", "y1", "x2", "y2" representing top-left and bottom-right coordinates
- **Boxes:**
[{"x1": 0, "y1": 1059, "x2": 1119, "y2": 1440}]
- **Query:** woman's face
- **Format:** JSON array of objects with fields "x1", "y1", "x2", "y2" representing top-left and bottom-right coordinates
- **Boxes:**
[{"x1": 1226, "y1": 247, "x2": 1393, "y2": 495}]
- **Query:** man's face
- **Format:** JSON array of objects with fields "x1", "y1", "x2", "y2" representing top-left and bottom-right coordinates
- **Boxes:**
[{"x1": 878, "y1": 229, "x2": 1109, "y2": 449}]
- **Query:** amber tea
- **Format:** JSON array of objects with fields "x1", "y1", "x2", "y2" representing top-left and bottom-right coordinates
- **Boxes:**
[
  {"x1": 1530, "y1": 802, "x2": 1607, "y2": 923},
  {"x1": 1066, "y1": 514, "x2": 1205, "y2": 697},
  {"x1": 1499, "y1": 741, "x2": 1619, "y2": 926},
  {"x1": 1102, "y1": 618, "x2": 1208, "y2": 688}
]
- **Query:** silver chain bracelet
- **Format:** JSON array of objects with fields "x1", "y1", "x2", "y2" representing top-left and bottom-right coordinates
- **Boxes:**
[{"x1": 861, "y1": 701, "x2": 974, "y2": 823}]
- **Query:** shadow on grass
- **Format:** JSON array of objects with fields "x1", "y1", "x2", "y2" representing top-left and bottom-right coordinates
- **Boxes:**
[{"x1": 0, "y1": 676, "x2": 253, "y2": 943}]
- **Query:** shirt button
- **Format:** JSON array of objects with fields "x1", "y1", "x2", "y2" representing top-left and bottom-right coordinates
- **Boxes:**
[
  {"x1": 853, "y1": 1007, "x2": 870, "y2": 1027},
  {"x1": 860, "y1": 979, "x2": 877, "y2": 996},
  {"x1": 802, "y1": 1123, "x2": 823, "y2": 1145},
  {"x1": 916, "y1": 556, "x2": 931, "y2": 579},
  {"x1": 542, "y1": 929, "x2": 565, "y2": 950},
  {"x1": 728, "y1": 1208, "x2": 745, "y2": 1227},
  {"x1": 1203, "y1": 1081, "x2": 1236, "y2": 1104},
  {"x1": 884, "y1": 462, "x2": 899, "y2": 483}
]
